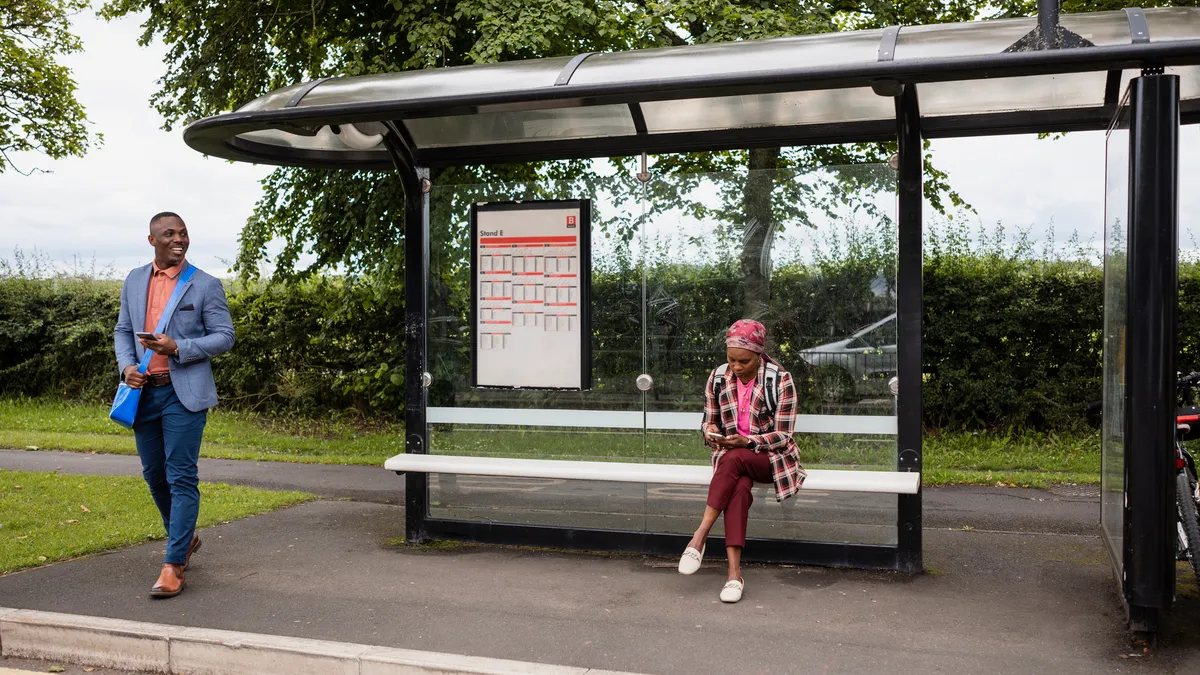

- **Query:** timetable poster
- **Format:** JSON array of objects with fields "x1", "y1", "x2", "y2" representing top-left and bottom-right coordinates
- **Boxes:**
[{"x1": 470, "y1": 200, "x2": 592, "y2": 390}]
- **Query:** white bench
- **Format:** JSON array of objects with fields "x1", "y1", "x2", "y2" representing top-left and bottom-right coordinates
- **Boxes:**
[
  {"x1": 384, "y1": 454, "x2": 920, "y2": 494},
  {"x1": 385, "y1": 406, "x2": 919, "y2": 495}
]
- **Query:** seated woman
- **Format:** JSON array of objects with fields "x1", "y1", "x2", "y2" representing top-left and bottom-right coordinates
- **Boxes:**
[{"x1": 678, "y1": 319, "x2": 807, "y2": 603}]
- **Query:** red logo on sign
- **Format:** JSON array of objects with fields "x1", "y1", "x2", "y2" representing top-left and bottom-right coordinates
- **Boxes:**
[{"x1": 566, "y1": 216, "x2": 577, "y2": 228}]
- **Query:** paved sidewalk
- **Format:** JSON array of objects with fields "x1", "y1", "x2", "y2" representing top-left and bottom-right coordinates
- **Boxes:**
[
  {"x1": 3, "y1": 448, "x2": 1199, "y2": 673},
  {"x1": 1, "y1": 498, "x2": 1198, "y2": 674}
]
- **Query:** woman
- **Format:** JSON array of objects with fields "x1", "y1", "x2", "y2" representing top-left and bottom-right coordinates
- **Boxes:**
[{"x1": 678, "y1": 319, "x2": 807, "y2": 603}]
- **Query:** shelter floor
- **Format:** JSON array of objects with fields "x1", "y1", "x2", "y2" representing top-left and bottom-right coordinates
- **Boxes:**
[{"x1": 1, "y1": 499, "x2": 1198, "y2": 674}]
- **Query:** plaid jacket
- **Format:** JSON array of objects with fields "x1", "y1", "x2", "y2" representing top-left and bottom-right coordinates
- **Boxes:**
[{"x1": 701, "y1": 356, "x2": 807, "y2": 501}]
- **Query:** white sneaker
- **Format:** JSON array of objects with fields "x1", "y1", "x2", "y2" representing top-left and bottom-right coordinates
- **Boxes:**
[
  {"x1": 678, "y1": 544, "x2": 705, "y2": 575},
  {"x1": 720, "y1": 578, "x2": 744, "y2": 603}
]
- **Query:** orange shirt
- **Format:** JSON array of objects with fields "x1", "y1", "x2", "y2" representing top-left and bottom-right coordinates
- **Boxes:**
[{"x1": 144, "y1": 260, "x2": 185, "y2": 375}]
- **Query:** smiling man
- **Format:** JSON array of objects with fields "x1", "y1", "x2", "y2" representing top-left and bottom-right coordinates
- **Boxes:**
[{"x1": 113, "y1": 212, "x2": 235, "y2": 598}]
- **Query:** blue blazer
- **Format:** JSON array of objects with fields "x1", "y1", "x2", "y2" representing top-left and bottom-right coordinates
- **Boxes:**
[{"x1": 113, "y1": 262, "x2": 235, "y2": 412}]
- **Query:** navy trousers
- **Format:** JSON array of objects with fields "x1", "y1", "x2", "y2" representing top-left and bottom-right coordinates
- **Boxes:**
[{"x1": 133, "y1": 384, "x2": 206, "y2": 565}]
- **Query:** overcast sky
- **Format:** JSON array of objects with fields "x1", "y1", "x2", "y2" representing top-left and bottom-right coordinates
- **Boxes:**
[{"x1": 0, "y1": 10, "x2": 1196, "y2": 277}]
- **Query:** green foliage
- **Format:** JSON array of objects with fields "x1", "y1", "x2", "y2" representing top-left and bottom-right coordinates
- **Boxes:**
[
  {"x1": 923, "y1": 226, "x2": 1105, "y2": 430},
  {"x1": 9, "y1": 217, "x2": 1200, "y2": 433},
  {"x1": 0, "y1": 251, "x2": 121, "y2": 399},
  {"x1": 99, "y1": 0, "x2": 970, "y2": 286},
  {"x1": 0, "y1": 0, "x2": 98, "y2": 174}
]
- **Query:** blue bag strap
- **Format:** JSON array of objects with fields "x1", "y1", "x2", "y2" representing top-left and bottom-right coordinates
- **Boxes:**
[{"x1": 135, "y1": 264, "x2": 198, "y2": 374}]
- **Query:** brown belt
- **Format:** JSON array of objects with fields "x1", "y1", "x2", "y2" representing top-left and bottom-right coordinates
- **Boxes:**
[{"x1": 145, "y1": 373, "x2": 172, "y2": 387}]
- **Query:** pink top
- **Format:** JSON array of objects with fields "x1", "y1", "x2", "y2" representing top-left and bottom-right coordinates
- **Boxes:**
[{"x1": 734, "y1": 376, "x2": 755, "y2": 437}]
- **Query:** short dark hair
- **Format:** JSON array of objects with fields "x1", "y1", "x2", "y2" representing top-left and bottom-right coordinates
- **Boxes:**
[{"x1": 149, "y1": 211, "x2": 185, "y2": 229}]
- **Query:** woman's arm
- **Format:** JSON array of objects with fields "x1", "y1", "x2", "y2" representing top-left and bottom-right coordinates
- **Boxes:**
[
  {"x1": 701, "y1": 368, "x2": 722, "y2": 446},
  {"x1": 746, "y1": 370, "x2": 797, "y2": 452}
]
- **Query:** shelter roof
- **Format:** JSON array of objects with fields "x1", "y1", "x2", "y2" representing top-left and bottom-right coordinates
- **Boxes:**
[{"x1": 182, "y1": 8, "x2": 1200, "y2": 168}]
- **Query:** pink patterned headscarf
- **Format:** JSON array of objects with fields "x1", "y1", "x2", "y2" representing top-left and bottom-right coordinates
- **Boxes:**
[{"x1": 725, "y1": 319, "x2": 766, "y2": 354}]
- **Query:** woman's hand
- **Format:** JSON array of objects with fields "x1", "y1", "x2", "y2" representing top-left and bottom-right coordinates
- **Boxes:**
[
  {"x1": 715, "y1": 434, "x2": 751, "y2": 449},
  {"x1": 703, "y1": 424, "x2": 722, "y2": 449}
]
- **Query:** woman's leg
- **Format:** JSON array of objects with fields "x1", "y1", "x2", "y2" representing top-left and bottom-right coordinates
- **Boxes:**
[
  {"x1": 686, "y1": 505, "x2": 721, "y2": 552},
  {"x1": 723, "y1": 451, "x2": 774, "y2": 582},
  {"x1": 688, "y1": 449, "x2": 753, "y2": 552}
]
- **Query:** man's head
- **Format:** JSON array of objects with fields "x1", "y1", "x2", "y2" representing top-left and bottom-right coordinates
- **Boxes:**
[{"x1": 148, "y1": 212, "x2": 189, "y2": 268}]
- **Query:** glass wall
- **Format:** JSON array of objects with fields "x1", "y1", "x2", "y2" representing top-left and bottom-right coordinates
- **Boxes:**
[
  {"x1": 425, "y1": 160, "x2": 899, "y2": 546},
  {"x1": 1101, "y1": 97, "x2": 1131, "y2": 575}
]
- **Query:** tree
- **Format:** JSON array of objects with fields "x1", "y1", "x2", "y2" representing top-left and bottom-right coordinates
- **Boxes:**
[
  {"x1": 101, "y1": 1, "x2": 969, "y2": 297},
  {"x1": 0, "y1": 0, "x2": 98, "y2": 174}
]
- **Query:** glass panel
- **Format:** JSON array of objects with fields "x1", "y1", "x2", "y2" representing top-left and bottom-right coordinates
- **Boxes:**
[
  {"x1": 236, "y1": 125, "x2": 387, "y2": 152},
  {"x1": 642, "y1": 165, "x2": 899, "y2": 546},
  {"x1": 1102, "y1": 92, "x2": 1131, "y2": 577},
  {"x1": 640, "y1": 88, "x2": 893, "y2": 134},
  {"x1": 297, "y1": 57, "x2": 572, "y2": 108},
  {"x1": 569, "y1": 29, "x2": 884, "y2": 87},
  {"x1": 426, "y1": 172, "x2": 653, "y2": 530},
  {"x1": 1143, "y1": 7, "x2": 1200, "y2": 43},
  {"x1": 921, "y1": 73, "x2": 1108, "y2": 117},
  {"x1": 894, "y1": 15, "x2": 1036, "y2": 59},
  {"x1": 405, "y1": 105, "x2": 636, "y2": 148},
  {"x1": 1121, "y1": 68, "x2": 1200, "y2": 106},
  {"x1": 1061, "y1": 11, "x2": 1152, "y2": 47}
]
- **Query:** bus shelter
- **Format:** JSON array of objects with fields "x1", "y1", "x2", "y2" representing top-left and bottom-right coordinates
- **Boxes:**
[{"x1": 183, "y1": 6, "x2": 1200, "y2": 632}]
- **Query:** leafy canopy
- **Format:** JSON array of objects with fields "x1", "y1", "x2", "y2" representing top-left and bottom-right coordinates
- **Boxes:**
[
  {"x1": 0, "y1": 0, "x2": 99, "y2": 175},
  {"x1": 100, "y1": 0, "x2": 1190, "y2": 280}
]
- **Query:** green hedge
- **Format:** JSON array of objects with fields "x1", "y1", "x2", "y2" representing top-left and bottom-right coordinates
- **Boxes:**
[{"x1": 5, "y1": 249, "x2": 1199, "y2": 431}]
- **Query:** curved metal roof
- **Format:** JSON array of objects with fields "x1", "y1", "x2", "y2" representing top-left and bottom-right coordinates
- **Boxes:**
[{"x1": 183, "y1": 7, "x2": 1200, "y2": 169}]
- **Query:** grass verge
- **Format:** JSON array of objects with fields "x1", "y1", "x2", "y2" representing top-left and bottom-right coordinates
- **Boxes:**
[
  {"x1": 0, "y1": 468, "x2": 313, "y2": 575},
  {"x1": 0, "y1": 398, "x2": 1101, "y2": 488}
]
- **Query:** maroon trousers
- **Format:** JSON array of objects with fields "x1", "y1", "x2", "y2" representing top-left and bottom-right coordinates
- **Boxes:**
[{"x1": 706, "y1": 448, "x2": 773, "y2": 548}]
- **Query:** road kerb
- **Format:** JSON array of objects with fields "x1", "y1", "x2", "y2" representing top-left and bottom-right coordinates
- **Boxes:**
[{"x1": 0, "y1": 608, "x2": 647, "y2": 675}]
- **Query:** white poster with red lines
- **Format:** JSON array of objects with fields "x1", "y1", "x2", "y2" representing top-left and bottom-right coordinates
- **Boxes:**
[{"x1": 471, "y1": 201, "x2": 590, "y2": 389}]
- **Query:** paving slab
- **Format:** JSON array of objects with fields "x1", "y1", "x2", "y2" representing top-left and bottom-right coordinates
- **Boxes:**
[{"x1": 1, "y1": 499, "x2": 1197, "y2": 674}]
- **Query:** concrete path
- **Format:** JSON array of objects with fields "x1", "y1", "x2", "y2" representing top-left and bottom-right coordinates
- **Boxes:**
[
  {"x1": 1, "y1": 499, "x2": 1198, "y2": 674},
  {"x1": 3, "y1": 448, "x2": 1198, "y2": 673}
]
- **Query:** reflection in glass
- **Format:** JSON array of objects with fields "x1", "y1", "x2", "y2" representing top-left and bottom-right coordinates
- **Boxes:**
[
  {"x1": 425, "y1": 164, "x2": 899, "y2": 546},
  {"x1": 1102, "y1": 98, "x2": 1130, "y2": 577}
]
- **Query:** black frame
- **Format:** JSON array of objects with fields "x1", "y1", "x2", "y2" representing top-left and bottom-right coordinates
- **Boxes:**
[
  {"x1": 895, "y1": 84, "x2": 924, "y2": 573},
  {"x1": 468, "y1": 200, "x2": 593, "y2": 391},
  {"x1": 1120, "y1": 73, "x2": 1180, "y2": 633}
]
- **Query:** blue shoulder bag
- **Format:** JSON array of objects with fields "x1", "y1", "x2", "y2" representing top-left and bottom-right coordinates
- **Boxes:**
[{"x1": 109, "y1": 265, "x2": 197, "y2": 429}]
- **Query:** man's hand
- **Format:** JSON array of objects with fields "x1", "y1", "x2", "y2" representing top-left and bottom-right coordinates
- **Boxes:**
[
  {"x1": 123, "y1": 365, "x2": 147, "y2": 389},
  {"x1": 138, "y1": 333, "x2": 178, "y2": 357}
]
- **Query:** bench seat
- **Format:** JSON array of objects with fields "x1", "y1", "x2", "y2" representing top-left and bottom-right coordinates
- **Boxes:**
[{"x1": 384, "y1": 454, "x2": 919, "y2": 494}]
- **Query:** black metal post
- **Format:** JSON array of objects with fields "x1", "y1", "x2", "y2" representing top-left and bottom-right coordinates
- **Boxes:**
[
  {"x1": 1124, "y1": 73, "x2": 1179, "y2": 631},
  {"x1": 895, "y1": 84, "x2": 924, "y2": 573},
  {"x1": 382, "y1": 124, "x2": 431, "y2": 544},
  {"x1": 1038, "y1": 0, "x2": 1060, "y2": 39}
]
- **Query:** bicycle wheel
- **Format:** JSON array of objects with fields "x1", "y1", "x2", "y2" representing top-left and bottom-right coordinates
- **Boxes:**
[{"x1": 1177, "y1": 471, "x2": 1200, "y2": 587}]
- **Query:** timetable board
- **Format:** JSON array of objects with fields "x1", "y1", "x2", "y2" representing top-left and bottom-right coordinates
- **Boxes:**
[{"x1": 470, "y1": 200, "x2": 592, "y2": 390}]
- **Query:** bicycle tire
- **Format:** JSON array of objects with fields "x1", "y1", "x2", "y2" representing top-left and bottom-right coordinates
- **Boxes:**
[{"x1": 1176, "y1": 470, "x2": 1200, "y2": 587}]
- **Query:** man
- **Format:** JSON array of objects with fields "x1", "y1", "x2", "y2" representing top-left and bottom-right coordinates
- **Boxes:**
[{"x1": 114, "y1": 212, "x2": 235, "y2": 598}]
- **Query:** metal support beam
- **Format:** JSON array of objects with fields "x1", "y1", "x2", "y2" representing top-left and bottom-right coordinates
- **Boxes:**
[
  {"x1": 382, "y1": 123, "x2": 431, "y2": 544},
  {"x1": 895, "y1": 84, "x2": 924, "y2": 573},
  {"x1": 1123, "y1": 73, "x2": 1179, "y2": 631}
]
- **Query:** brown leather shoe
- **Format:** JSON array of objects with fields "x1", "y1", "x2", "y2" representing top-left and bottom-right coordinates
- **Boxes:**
[
  {"x1": 150, "y1": 563, "x2": 185, "y2": 599},
  {"x1": 184, "y1": 535, "x2": 202, "y2": 571}
]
